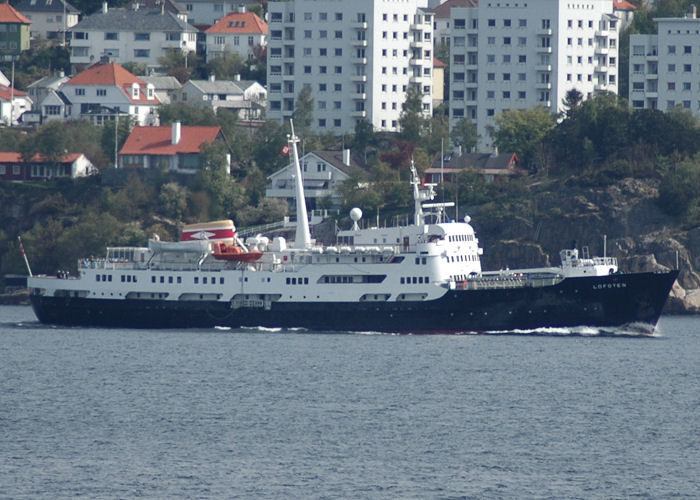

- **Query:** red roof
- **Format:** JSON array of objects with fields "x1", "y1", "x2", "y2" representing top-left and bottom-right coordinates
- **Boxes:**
[
  {"x1": 205, "y1": 12, "x2": 268, "y2": 34},
  {"x1": 0, "y1": 4, "x2": 32, "y2": 24},
  {"x1": 0, "y1": 152, "x2": 82, "y2": 163},
  {"x1": 65, "y1": 62, "x2": 158, "y2": 104},
  {"x1": 0, "y1": 85, "x2": 28, "y2": 102},
  {"x1": 433, "y1": 57, "x2": 446, "y2": 68},
  {"x1": 120, "y1": 125, "x2": 222, "y2": 155},
  {"x1": 613, "y1": 0, "x2": 637, "y2": 10},
  {"x1": 434, "y1": 0, "x2": 478, "y2": 19}
]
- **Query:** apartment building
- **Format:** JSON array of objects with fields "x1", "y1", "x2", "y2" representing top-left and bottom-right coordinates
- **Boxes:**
[
  {"x1": 266, "y1": 0, "x2": 434, "y2": 135},
  {"x1": 449, "y1": 0, "x2": 619, "y2": 150},
  {"x1": 629, "y1": 9, "x2": 700, "y2": 115}
]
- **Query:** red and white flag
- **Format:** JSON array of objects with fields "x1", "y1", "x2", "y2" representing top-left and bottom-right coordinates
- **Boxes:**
[{"x1": 281, "y1": 144, "x2": 290, "y2": 156}]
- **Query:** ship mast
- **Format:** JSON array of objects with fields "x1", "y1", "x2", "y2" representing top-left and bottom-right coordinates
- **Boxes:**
[
  {"x1": 410, "y1": 159, "x2": 435, "y2": 225},
  {"x1": 289, "y1": 121, "x2": 312, "y2": 249}
]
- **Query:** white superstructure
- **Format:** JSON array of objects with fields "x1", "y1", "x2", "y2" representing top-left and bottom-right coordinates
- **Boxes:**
[
  {"x1": 266, "y1": 0, "x2": 434, "y2": 134},
  {"x1": 448, "y1": 0, "x2": 619, "y2": 150}
]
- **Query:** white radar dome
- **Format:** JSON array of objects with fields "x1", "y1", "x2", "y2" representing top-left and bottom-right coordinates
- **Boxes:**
[{"x1": 350, "y1": 208, "x2": 362, "y2": 221}]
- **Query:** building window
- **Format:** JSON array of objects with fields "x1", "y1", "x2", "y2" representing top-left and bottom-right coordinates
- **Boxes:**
[
  {"x1": 97, "y1": 89, "x2": 106, "y2": 96},
  {"x1": 75, "y1": 88, "x2": 85, "y2": 96},
  {"x1": 105, "y1": 32, "x2": 118, "y2": 40},
  {"x1": 135, "y1": 33, "x2": 150, "y2": 41},
  {"x1": 134, "y1": 49, "x2": 150, "y2": 58}
]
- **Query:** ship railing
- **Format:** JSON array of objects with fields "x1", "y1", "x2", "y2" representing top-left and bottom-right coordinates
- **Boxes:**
[{"x1": 456, "y1": 274, "x2": 562, "y2": 290}]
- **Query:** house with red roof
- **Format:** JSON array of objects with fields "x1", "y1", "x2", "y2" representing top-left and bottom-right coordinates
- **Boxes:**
[
  {"x1": 0, "y1": 3, "x2": 31, "y2": 58},
  {"x1": 425, "y1": 151, "x2": 525, "y2": 184},
  {"x1": 118, "y1": 122, "x2": 232, "y2": 174},
  {"x1": 205, "y1": 11, "x2": 267, "y2": 61},
  {"x1": 60, "y1": 59, "x2": 159, "y2": 126},
  {"x1": 613, "y1": 0, "x2": 637, "y2": 29},
  {"x1": 0, "y1": 152, "x2": 96, "y2": 181},
  {"x1": 0, "y1": 84, "x2": 32, "y2": 126}
]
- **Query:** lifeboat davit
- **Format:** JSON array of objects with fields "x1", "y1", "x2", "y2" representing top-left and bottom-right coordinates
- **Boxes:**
[{"x1": 212, "y1": 242, "x2": 263, "y2": 262}]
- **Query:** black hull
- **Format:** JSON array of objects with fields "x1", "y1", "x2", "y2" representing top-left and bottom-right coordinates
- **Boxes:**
[{"x1": 30, "y1": 271, "x2": 678, "y2": 333}]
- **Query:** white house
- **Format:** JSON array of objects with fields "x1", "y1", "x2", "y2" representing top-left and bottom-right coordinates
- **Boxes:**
[
  {"x1": 180, "y1": 0, "x2": 259, "y2": 27},
  {"x1": 37, "y1": 89, "x2": 72, "y2": 122},
  {"x1": 0, "y1": 84, "x2": 33, "y2": 126},
  {"x1": 68, "y1": 3, "x2": 197, "y2": 71},
  {"x1": 204, "y1": 11, "x2": 267, "y2": 61},
  {"x1": 140, "y1": 75, "x2": 182, "y2": 104},
  {"x1": 433, "y1": 0, "x2": 477, "y2": 48},
  {"x1": 176, "y1": 75, "x2": 266, "y2": 119},
  {"x1": 448, "y1": 0, "x2": 619, "y2": 150},
  {"x1": 266, "y1": 150, "x2": 360, "y2": 210},
  {"x1": 25, "y1": 71, "x2": 69, "y2": 110},
  {"x1": 61, "y1": 59, "x2": 160, "y2": 125},
  {"x1": 0, "y1": 152, "x2": 96, "y2": 181},
  {"x1": 266, "y1": 0, "x2": 434, "y2": 135},
  {"x1": 629, "y1": 9, "x2": 700, "y2": 114},
  {"x1": 13, "y1": 0, "x2": 80, "y2": 42}
]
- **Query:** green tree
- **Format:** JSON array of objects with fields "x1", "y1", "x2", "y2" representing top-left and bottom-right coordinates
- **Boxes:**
[
  {"x1": 398, "y1": 86, "x2": 426, "y2": 143},
  {"x1": 489, "y1": 107, "x2": 556, "y2": 168},
  {"x1": 158, "y1": 182, "x2": 190, "y2": 221},
  {"x1": 562, "y1": 88, "x2": 583, "y2": 117},
  {"x1": 293, "y1": 86, "x2": 314, "y2": 138},
  {"x1": 205, "y1": 53, "x2": 246, "y2": 80},
  {"x1": 450, "y1": 117, "x2": 478, "y2": 153},
  {"x1": 157, "y1": 103, "x2": 219, "y2": 126}
]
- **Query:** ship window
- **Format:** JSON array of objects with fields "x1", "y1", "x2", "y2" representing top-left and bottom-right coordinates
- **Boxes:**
[
  {"x1": 425, "y1": 276, "x2": 429, "y2": 282},
  {"x1": 422, "y1": 258, "x2": 426, "y2": 265},
  {"x1": 194, "y1": 277, "x2": 199, "y2": 284},
  {"x1": 160, "y1": 276, "x2": 165, "y2": 283},
  {"x1": 415, "y1": 257, "x2": 420, "y2": 264},
  {"x1": 221, "y1": 278, "x2": 225, "y2": 284},
  {"x1": 127, "y1": 276, "x2": 132, "y2": 282},
  {"x1": 108, "y1": 275, "x2": 112, "y2": 282},
  {"x1": 177, "y1": 277, "x2": 182, "y2": 284},
  {"x1": 121, "y1": 275, "x2": 125, "y2": 282},
  {"x1": 292, "y1": 278, "x2": 297, "y2": 284},
  {"x1": 203, "y1": 277, "x2": 208, "y2": 284},
  {"x1": 412, "y1": 277, "x2": 417, "y2": 284},
  {"x1": 419, "y1": 277, "x2": 423, "y2": 283},
  {"x1": 286, "y1": 278, "x2": 291, "y2": 284},
  {"x1": 133, "y1": 276, "x2": 137, "y2": 283},
  {"x1": 168, "y1": 276, "x2": 173, "y2": 283},
  {"x1": 400, "y1": 277, "x2": 405, "y2": 284},
  {"x1": 304, "y1": 278, "x2": 309, "y2": 284},
  {"x1": 152, "y1": 276, "x2": 156, "y2": 283},
  {"x1": 96, "y1": 275, "x2": 100, "y2": 282}
]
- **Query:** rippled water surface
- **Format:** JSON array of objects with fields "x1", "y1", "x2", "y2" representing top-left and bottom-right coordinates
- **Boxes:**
[{"x1": 1, "y1": 306, "x2": 699, "y2": 499}]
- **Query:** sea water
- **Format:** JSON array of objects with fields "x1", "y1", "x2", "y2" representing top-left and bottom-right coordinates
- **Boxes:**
[{"x1": 1, "y1": 305, "x2": 699, "y2": 499}]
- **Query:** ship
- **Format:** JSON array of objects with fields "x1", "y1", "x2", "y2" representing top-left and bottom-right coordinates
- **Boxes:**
[{"x1": 26, "y1": 128, "x2": 678, "y2": 333}]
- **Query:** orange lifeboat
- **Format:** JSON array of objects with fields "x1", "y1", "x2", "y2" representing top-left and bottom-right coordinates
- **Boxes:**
[{"x1": 212, "y1": 242, "x2": 263, "y2": 262}]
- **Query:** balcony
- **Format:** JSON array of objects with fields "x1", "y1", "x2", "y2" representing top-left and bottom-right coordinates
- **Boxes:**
[
  {"x1": 352, "y1": 93, "x2": 367, "y2": 100},
  {"x1": 410, "y1": 75, "x2": 424, "y2": 83},
  {"x1": 351, "y1": 21, "x2": 368, "y2": 29},
  {"x1": 352, "y1": 57, "x2": 367, "y2": 65},
  {"x1": 352, "y1": 39, "x2": 368, "y2": 47},
  {"x1": 535, "y1": 64, "x2": 552, "y2": 72},
  {"x1": 536, "y1": 82, "x2": 552, "y2": 89},
  {"x1": 595, "y1": 46, "x2": 609, "y2": 55},
  {"x1": 410, "y1": 40, "x2": 425, "y2": 48},
  {"x1": 537, "y1": 46, "x2": 552, "y2": 53},
  {"x1": 351, "y1": 110, "x2": 367, "y2": 118},
  {"x1": 538, "y1": 28, "x2": 552, "y2": 35},
  {"x1": 351, "y1": 74, "x2": 367, "y2": 82}
]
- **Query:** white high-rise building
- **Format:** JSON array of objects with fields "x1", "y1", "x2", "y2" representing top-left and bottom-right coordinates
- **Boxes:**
[
  {"x1": 629, "y1": 8, "x2": 700, "y2": 114},
  {"x1": 448, "y1": 0, "x2": 619, "y2": 150},
  {"x1": 266, "y1": 0, "x2": 434, "y2": 135}
]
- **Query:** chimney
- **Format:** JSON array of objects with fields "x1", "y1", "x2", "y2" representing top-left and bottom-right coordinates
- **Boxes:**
[
  {"x1": 688, "y1": 4, "x2": 697, "y2": 18},
  {"x1": 233, "y1": 73, "x2": 241, "y2": 81},
  {"x1": 491, "y1": 145, "x2": 499, "y2": 158},
  {"x1": 209, "y1": 74, "x2": 216, "y2": 82},
  {"x1": 172, "y1": 121, "x2": 181, "y2": 145},
  {"x1": 58, "y1": 70, "x2": 65, "y2": 78},
  {"x1": 102, "y1": 1, "x2": 108, "y2": 14},
  {"x1": 237, "y1": 3, "x2": 246, "y2": 13},
  {"x1": 132, "y1": 2, "x2": 139, "y2": 11},
  {"x1": 342, "y1": 148, "x2": 350, "y2": 166}
]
